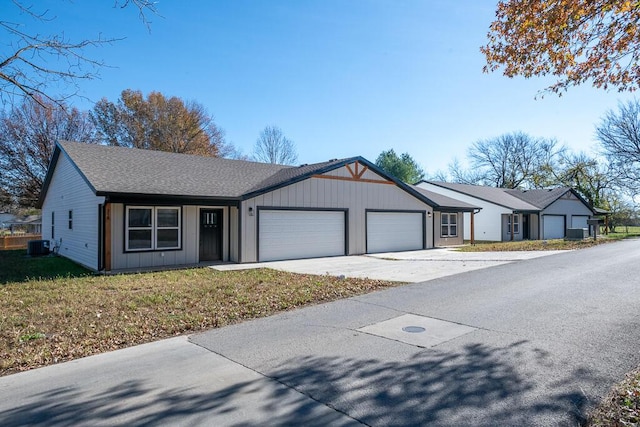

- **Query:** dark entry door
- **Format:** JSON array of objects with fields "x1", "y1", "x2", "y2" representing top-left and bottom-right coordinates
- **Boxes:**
[
  {"x1": 200, "y1": 209, "x2": 222, "y2": 261},
  {"x1": 523, "y1": 214, "x2": 530, "y2": 239}
]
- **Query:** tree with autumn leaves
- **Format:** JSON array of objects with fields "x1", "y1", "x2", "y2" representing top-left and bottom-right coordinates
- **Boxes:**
[
  {"x1": 91, "y1": 90, "x2": 229, "y2": 157},
  {"x1": 483, "y1": 0, "x2": 640, "y2": 93}
]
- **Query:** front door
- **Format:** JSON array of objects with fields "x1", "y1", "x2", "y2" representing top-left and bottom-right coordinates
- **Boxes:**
[
  {"x1": 200, "y1": 209, "x2": 222, "y2": 261},
  {"x1": 523, "y1": 214, "x2": 530, "y2": 239}
]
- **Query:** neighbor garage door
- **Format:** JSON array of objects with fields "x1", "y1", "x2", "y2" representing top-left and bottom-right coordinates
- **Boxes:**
[
  {"x1": 258, "y1": 209, "x2": 346, "y2": 262},
  {"x1": 571, "y1": 215, "x2": 589, "y2": 229},
  {"x1": 366, "y1": 211, "x2": 424, "y2": 253},
  {"x1": 543, "y1": 215, "x2": 565, "y2": 239}
]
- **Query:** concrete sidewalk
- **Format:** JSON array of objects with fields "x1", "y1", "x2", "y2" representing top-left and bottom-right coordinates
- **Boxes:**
[
  {"x1": 0, "y1": 336, "x2": 360, "y2": 426},
  {"x1": 212, "y1": 248, "x2": 565, "y2": 282}
]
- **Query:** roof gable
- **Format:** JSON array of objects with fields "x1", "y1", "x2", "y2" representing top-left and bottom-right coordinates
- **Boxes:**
[
  {"x1": 40, "y1": 142, "x2": 467, "y2": 210},
  {"x1": 421, "y1": 181, "x2": 539, "y2": 211},
  {"x1": 506, "y1": 187, "x2": 593, "y2": 211}
]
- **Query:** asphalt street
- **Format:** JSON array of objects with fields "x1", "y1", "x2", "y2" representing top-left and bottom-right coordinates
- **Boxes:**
[{"x1": 1, "y1": 239, "x2": 639, "y2": 426}]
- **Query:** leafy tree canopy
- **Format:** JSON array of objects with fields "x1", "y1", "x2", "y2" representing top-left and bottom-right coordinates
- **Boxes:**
[
  {"x1": 91, "y1": 89, "x2": 228, "y2": 157},
  {"x1": 375, "y1": 149, "x2": 425, "y2": 184},
  {"x1": 483, "y1": 1, "x2": 640, "y2": 93}
]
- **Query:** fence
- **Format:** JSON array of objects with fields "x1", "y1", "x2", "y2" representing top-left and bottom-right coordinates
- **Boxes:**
[{"x1": 0, "y1": 234, "x2": 42, "y2": 250}]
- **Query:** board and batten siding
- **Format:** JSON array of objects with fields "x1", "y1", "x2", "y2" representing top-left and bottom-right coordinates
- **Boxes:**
[
  {"x1": 501, "y1": 213, "x2": 524, "y2": 242},
  {"x1": 109, "y1": 204, "x2": 231, "y2": 271},
  {"x1": 239, "y1": 166, "x2": 433, "y2": 263},
  {"x1": 41, "y1": 151, "x2": 104, "y2": 270},
  {"x1": 541, "y1": 193, "x2": 593, "y2": 217},
  {"x1": 433, "y1": 212, "x2": 464, "y2": 247}
]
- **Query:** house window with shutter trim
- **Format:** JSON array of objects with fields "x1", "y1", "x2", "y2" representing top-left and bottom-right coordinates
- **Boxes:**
[
  {"x1": 441, "y1": 213, "x2": 458, "y2": 237},
  {"x1": 68, "y1": 210, "x2": 73, "y2": 230},
  {"x1": 51, "y1": 211, "x2": 55, "y2": 239},
  {"x1": 125, "y1": 206, "x2": 181, "y2": 251}
]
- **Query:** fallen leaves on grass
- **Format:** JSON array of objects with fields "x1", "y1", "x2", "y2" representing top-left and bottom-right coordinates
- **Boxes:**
[
  {"x1": 588, "y1": 367, "x2": 640, "y2": 426},
  {"x1": 0, "y1": 267, "x2": 401, "y2": 376},
  {"x1": 457, "y1": 238, "x2": 609, "y2": 252}
]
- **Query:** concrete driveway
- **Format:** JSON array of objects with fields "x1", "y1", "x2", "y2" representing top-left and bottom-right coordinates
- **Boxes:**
[{"x1": 213, "y1": 248, "x2": 565, "y2": 282}]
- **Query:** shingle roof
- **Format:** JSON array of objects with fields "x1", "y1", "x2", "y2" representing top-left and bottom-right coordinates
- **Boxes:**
[
  {"x1": 58, "y1": 140, "x2": 295, "y2": 198},
  {"x1": 411, "y1": 186, "x2": 480, "y2": 211},
  {"x1": 505, "y1": 187, "x2": 572, "y2": 209},
  {"x1": 42, "y1": 142, "x2": 478, "y2": 211},
  {"x1": 424, "y1": 181, "x2": 539, "y2": 211}
]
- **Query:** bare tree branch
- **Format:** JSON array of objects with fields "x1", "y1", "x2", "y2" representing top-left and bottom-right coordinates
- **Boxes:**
[{"x1": 0, "y1": 1, "x2": 159, "y2": 108}]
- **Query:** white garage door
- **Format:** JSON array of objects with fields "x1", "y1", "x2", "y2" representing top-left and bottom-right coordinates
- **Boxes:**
[
  {"x1": 367, "y1": 211, "x2": 424, "y2": 253},
  {"x1": 571, "y1": 215, "x2": 589, "y2": 229},
  {"x1": 259, "y1": 210, "x2": 346, "y2": 262},
  {"x1": 543, "y1": 215, "x2": 565, "y2": 239}
]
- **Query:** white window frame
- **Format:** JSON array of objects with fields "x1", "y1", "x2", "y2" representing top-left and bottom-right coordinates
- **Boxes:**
[
  {"x1": 125, "y1": 206, "x2": 181, "y2": 252},
  {"x1": 441, "y1": 212, "x2": 458, "y2": 237},
  {"x1": 507, "y1": 214, "x2": 520, "y2": 234}
]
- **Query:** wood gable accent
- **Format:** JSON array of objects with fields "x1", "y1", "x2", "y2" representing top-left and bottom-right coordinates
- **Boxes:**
[{"x1": 312, "y1": 161, "x2": 394, "y2": 185}]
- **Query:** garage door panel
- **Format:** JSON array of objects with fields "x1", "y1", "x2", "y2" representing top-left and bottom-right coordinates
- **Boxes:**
[
  {"x1": 367, "y1": 211, "x2": 423, "y2": 253},
  {"x1": 543, "y1": 215, "x2": 565, "y2": 239},
  {"x1": 571, "y1": 215, "x2": 589, "y2": 229},
  {"x1": 259, "y1": 210, "x2": 345, "y2": 262}
]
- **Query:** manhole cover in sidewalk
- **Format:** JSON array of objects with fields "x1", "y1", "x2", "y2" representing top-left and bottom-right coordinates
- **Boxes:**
[
  {"x1": 402, "y1": 326, "x2": 426, "y2": 333},
  {"x1": 358, "y1": 314, "x2": 476, "y2": 348}
]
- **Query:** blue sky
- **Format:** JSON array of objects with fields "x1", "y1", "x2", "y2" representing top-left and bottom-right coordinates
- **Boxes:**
[{"x1": 8, "y1": 1, "x2": 636, "y2": 173}]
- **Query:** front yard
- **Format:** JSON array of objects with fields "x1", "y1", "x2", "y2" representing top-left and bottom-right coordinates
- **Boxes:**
[
  {"x1": 0, "y1": 250, "x2": 400, "y2": 376},
  {"x1": 1, "y1": 242, "x2": 638, "y2": 425}
]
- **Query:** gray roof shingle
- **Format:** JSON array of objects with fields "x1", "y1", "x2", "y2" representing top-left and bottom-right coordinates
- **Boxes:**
[
  {"x1": 45, "y1": 142, "x2": 477, "y2": 211},
  {"x1": 505, "y1": 187, "x2": 572, "y2": 209},
  {"x1": 59, "y1": 141, "x2": 298, "y2": 198},
  {"x1": 411, "y1": 186, "x2": 480, "y2": 210},
  {"x1": 424, "y1": 181, "x2": 539, "y2": 211}
]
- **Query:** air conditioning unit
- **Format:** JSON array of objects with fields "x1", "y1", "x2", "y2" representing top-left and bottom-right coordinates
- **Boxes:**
[{"x1": 27, "y1": 240, "x2": 50, "y2": 256}]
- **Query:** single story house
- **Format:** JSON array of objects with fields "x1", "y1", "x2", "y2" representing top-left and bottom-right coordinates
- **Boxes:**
[
  {"x1": 3, "y1": 215, "x2": 42, "y2": 235},
  {"x1": 0, "y1": 212, "x2": 17, "y2": 230},
  {"x1": 416, "y1": 181, "x2": 595, "y2": 242},
  {"x1": 38, "y1": 141, "x2": 477, "y2": 272}
]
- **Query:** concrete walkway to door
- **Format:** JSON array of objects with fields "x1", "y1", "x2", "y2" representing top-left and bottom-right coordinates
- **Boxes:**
[{"x1": 212, "y1": 248, "x2": 566, "y2": 283}]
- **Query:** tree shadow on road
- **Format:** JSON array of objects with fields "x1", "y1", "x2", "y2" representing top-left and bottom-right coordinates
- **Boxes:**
[{"x1": 1, "y1": 341, "x2": 600, "y2": 426}]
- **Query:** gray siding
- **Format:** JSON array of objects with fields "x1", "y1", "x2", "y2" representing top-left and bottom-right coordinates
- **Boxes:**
[
  {"x1": 433, "y1": 212, "x2": 464, "y2": 247},
  {"x1": 240, "y1": 169, "x2": 434, "y2": 262},
  {"x1": 41, "y1": 152, "x2": 104, "y2": 270},
  {"x1": 110, "y1": 204, "x2": 231, "y2": 271},
  {"x1": 229, "y1": 207, "x2": 239, "y2": 262},
  {"x1": 501, "y1": 213, "x2": 524, "y2": 242},
  {"x1": 530, "y1": 214, "x2": 540, "y2": 240},
  {"x1": 542, "y1": 196, "x2": 593, "y2": 217}
]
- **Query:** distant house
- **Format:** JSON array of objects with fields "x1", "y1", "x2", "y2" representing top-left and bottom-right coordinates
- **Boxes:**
[
  {"x1": 37, "y1": 141, "x2": 477, "y2": 272},
  {"x1": 0, "y1": 212, "x2": 16, "y2": 230},
  {"x1": 2, "y1": 214, "x2": 42, "y2": 234},
  {"x1": 416, "y1": 181, "x2": 595, "y2": 242}
]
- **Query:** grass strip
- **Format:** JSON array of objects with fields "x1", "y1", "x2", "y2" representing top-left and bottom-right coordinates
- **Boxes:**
[{"x1": 0, "y1": 250, "x2": 401, "y2": 376}]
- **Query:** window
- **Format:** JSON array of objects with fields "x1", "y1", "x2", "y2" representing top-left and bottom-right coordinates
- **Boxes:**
[
  {"x1": 441, "y1": 213, "x2": 458, "y2": 237},
  {"x1": 507, "y1": 214, "x2": 520, "y2": 234},
  {"x1": 68, "y1": 210, "x2": 73, "y2": 230},
  {"x1": 51, "y1": 211, "x2": 55, "y2": 239},
  {"x1": 125, "y1": 206, "x2": 181, "y2": 251}
]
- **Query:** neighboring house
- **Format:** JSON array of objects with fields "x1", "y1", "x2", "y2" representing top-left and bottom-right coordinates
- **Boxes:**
[
  {"x1": 416, "y1": 181, "x2": 595, "y2": 242},
  {"x1": 2, "y1": 214, "x2": 42, "y2": 234},
  {"x1": 0, "y1": 212, "x2": 17, "y2": 230},
  {"x1": 38, "y1": 141, "x2": 477, "y2": 272}
]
